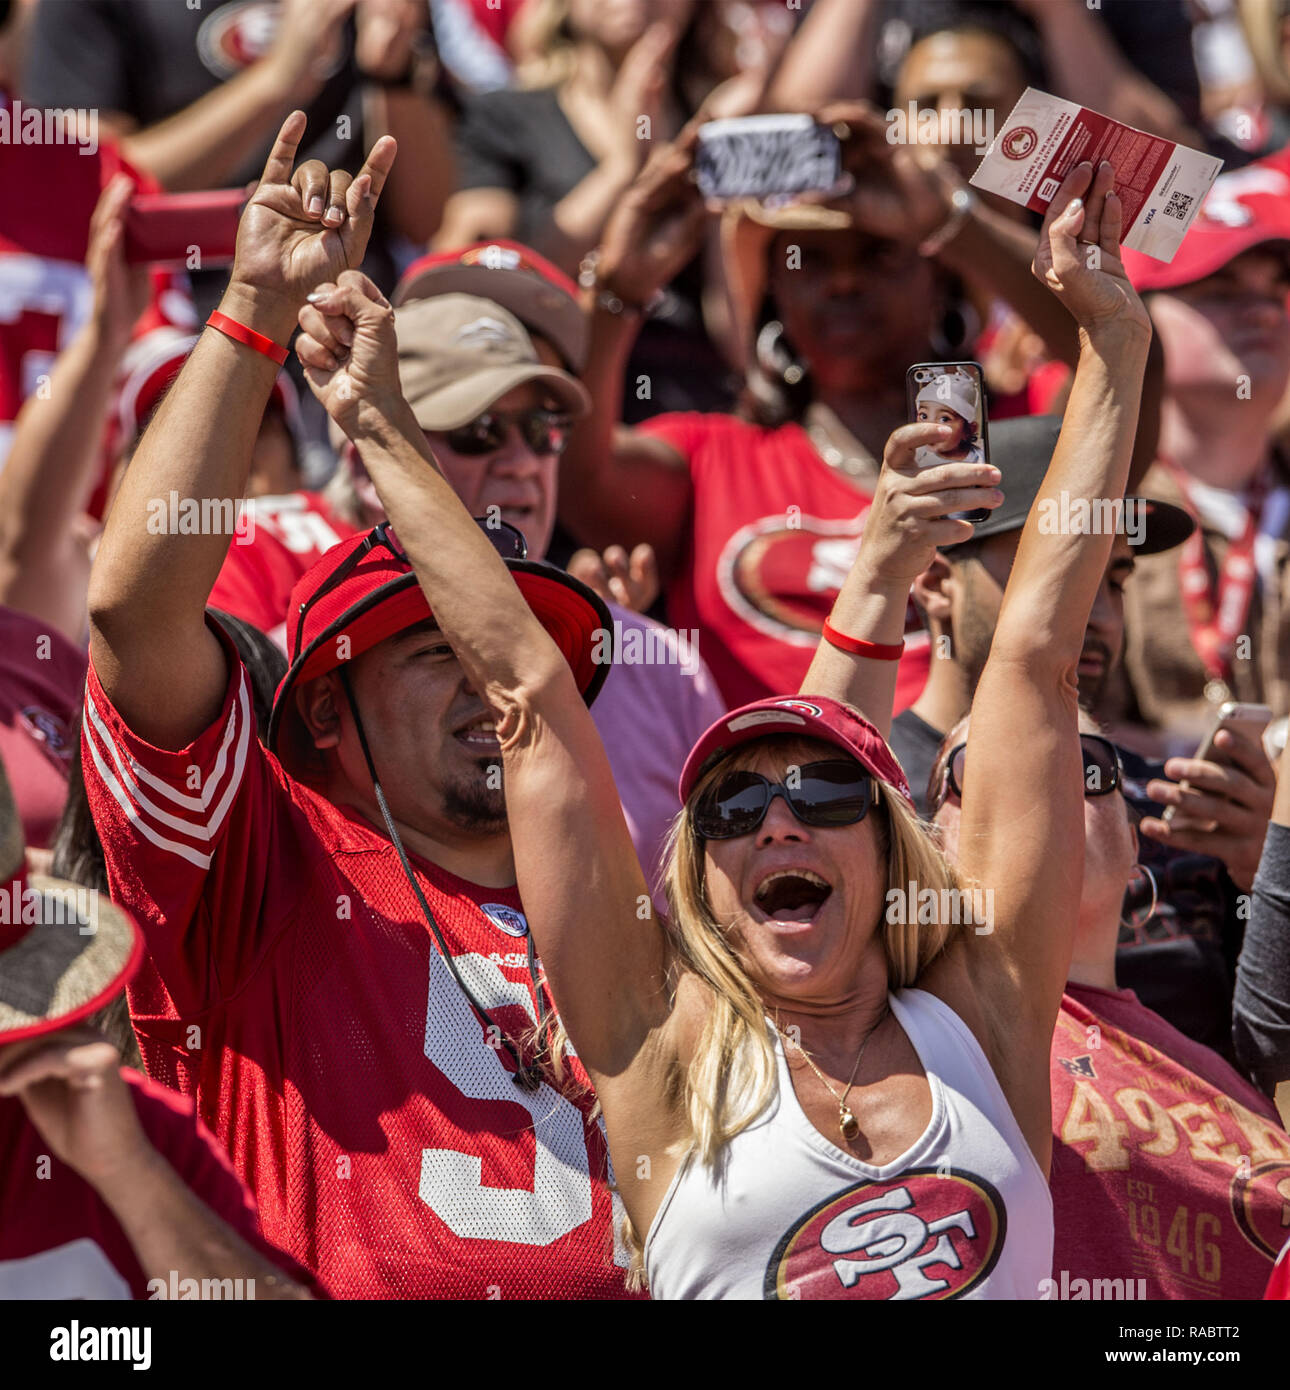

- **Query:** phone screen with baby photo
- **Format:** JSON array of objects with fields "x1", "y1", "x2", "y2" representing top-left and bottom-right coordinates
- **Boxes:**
[{"x1": 906, "y1": 361, "x2": 991, "y2": 523}]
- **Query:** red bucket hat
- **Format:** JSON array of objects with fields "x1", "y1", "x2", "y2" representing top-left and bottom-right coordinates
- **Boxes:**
[
  {"x1": 393, "y1": 239, "x2": 588, "y2": 374},
  {"x1": 267, "y1": 523, "x2": 612, "y2": 768},
  {"x1": 679, "y1": 695, "x2": 913, "y2": 806}
]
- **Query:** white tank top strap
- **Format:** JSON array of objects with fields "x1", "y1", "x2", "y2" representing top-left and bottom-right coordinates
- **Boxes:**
[{"x1": 643, "y1": 987, "x2": 1053, "y2": 1300}]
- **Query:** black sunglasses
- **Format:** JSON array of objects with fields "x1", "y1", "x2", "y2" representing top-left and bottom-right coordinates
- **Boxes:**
[
  {"x1": 694, "y1": 759, "x2": 876, "y2": 840},
  {"x1": 291, "y1": 518, "x2": 527, "y2": 662},
  {"x1": 936, "y1": 733, "x2": 1123, "y2": 811},
  {"x1": 445, "y1": 408, "x2": 570, "y2": 458}
]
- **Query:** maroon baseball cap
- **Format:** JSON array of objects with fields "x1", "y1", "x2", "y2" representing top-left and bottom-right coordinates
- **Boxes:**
[
  {"x1": 679, "y1": 695, "x2": 913, "y2": 806},
  {"x1": 1122, "y1": 161, "x2": 1290, "y2": 292},
  {"x1": 393, "y1": 240, "x2": 588, "y2": 373},
  {"x1": 267, "y1": 524, "x2": 611, "y2": 769}
]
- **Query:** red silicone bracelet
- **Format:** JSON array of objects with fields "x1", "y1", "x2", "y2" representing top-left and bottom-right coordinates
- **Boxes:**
[
  {"x1": 821, "y1": 620, "x2": 905, "y2": 661},
  {"x1": 206, "y1": 310, "x2": 289, "y2": 366}
]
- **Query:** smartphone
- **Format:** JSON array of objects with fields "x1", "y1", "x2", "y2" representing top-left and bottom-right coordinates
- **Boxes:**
[
  {"x1": 906, "y1": 361, "x2": 991, "y2": 522},
  {"x1": 123, "y1": 189, "x2": 245, "y2": 269},
  {"x1": 694, "y1": 114, "x2": 841, "y2": 203},
  {"x1": 1162, "y1": 701, "x2": 1273, "y2": 824}
]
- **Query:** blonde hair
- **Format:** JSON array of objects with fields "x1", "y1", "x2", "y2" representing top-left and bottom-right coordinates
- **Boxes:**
[
  {"x1": 512, "y1": 0, "x2": 580, "y2": 90},
  {"x1": 619, "y1": 735, "x2": 967, "y2": 1279}
]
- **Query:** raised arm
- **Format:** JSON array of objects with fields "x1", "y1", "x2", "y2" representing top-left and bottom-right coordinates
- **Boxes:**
[
  {"x1": 799, "y1": 424, "x2": 1002, "y2": 737},
  {"x1": 86, "y1": 113, "x2": 394, "y2": 750},
  {"x1": 0, "y1": 176, "x2": 147, "y2": 644},
  {"x1": 558, "y1": 135, "x2": 706, "y2": 577},
  {"x1": 959, "y1": 162, "x2": 1152, "y2": 1074},
  {"x1": 295, "y1": 275, "x2": 668, "y2": 1089}
]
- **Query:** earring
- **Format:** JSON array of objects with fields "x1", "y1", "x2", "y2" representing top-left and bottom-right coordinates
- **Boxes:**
[
  {"x1": 1120, "y1": 863, "x2": 1159, "y2": 930},
  {"x1": 756, "y1": 320, "x2": 807, "y2": 386}
]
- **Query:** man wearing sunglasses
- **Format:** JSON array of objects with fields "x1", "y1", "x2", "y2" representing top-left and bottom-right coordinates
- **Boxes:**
[
  {"x1": 80, "y1": 118, "x2": 642, "y2": 1299},
  {"x1": 889, "y1": 414, "x2": 1277, "y2": 1060},
  {"x1": 323, "y1": 256, "x2": 726, "y2": 891}
]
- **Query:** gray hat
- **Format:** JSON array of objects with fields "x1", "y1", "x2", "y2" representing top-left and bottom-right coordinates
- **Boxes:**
[{"x1": 394, "y1": 294, "x2": 590, "y2": 432}]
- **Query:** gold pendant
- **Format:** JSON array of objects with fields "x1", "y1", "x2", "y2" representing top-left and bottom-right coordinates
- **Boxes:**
[{"x1": 839, "y1": 1106, "x2": 860, "y2": 1141}]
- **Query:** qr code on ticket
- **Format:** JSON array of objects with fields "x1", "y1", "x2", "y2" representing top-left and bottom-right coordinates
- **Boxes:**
[{"x1": 1164, "y1": 191, "x2": 1194, "y2": 220}]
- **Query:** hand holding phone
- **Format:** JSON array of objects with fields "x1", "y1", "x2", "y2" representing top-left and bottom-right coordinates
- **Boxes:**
[
  {"x1": 694, "y1": 115, "x2": 841, "y2": 203},
  {"x1": 906, "y1": 361, "x2": 991, "y2": 522},
  {"x1": 1160, "y1": 702, "x2": 1273, "y2": 825}
]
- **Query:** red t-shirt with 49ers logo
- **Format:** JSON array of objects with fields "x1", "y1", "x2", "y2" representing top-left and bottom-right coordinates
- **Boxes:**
[
  {"x1": 81, "y1": 622, "x2": 634, "y2": 1300},
  {"x1": 637, "y1": 413, "x2": 929, "y2": 711},
  {"x1": 1050, "y1": 984, "x2": 1289, "y2": 1300}
]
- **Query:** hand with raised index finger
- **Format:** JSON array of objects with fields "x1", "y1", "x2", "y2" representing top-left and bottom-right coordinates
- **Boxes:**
[{"x1": 228, "y1": 110, "x2": 397, "y2": 329}]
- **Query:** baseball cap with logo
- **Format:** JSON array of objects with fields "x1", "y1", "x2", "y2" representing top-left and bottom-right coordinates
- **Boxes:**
[
  {"x1": 394, "y1": 294, "x2": 591, "y2": 433},
  {"x1": 679, "y1": 695, "x2": 913, "y2": 807},
  {"x1": 0, "y1": 753, "x2": 143, "y2": 1045},
  {"x1": 1122, "y1": 161, "x2": 1290, "y2": 293},
  {"x1": 393, "y1": 240, "x2": 588, "y2": 373}
]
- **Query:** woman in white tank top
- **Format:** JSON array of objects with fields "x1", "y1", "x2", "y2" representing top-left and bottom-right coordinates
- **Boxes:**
[{"x1": 330, "y1": 155, "x2": 1151, "y2": 1297}]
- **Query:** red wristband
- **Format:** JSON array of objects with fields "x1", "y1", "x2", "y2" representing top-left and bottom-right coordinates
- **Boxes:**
[
  {"x1": 206, "y1": 310, "x2": 289, "y2": 366},
  {"x1": 822, "y1": 620, "x2": 904, "y2": 661}
]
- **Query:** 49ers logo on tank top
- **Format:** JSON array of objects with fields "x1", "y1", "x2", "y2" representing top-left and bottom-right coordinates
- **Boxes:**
[
  {"x1": 764, "y1": 1168, "x2": 1006, "y2": 1300},
  {"x1": 718, "y1": 513, "x2": 865, "y2": 645}
]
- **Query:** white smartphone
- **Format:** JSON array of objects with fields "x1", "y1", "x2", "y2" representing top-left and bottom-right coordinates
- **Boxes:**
[{"x1": 1162, "y1": 701, "x2": 1273, "y2": 824}]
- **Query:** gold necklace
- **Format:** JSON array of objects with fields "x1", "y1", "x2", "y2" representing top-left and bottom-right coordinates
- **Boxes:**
[
  {"x1": 779, "y1": 1007, "x2": 889, "y2": 1142},
  {"x1": 804, "y1": 406, "x2": 879, "y2": 484}
]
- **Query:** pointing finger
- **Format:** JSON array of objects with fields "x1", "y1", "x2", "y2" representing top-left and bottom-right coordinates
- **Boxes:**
[{"x1": 262, "y1": 110, "x2": 308, "y2": 188}]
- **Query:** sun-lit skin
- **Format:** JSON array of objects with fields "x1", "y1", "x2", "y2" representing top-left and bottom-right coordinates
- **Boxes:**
[
  {"x1": 893, "y1": 29, "x2": 1030, "y2": 184},
  {"x1": 916, "y1": 404, "x2": 970, "y2": 457},
  {"x1": 933, "y1": 710, "x2": 1136, "y2": 989},
  {"x1": 1148, "y1": 246, "x2": 1290, "y2": 405},
  {"x1": 919, "y1": 531, "x2": 1135, "y2": 713},
  {"x1": 295, "y1": 617, "x2": 515, "y2": 887},
  {"x1": 346, "y1": 379, "x2": 563, "y2": 559},
  {"x1": 698, "y1": 736, "x2": 891, "y2": 1015}
]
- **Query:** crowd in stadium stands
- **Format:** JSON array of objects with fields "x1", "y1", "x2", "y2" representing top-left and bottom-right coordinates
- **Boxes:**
[{"x1": 4, "y1": 0, "x2": 1290, "y2": 1304}]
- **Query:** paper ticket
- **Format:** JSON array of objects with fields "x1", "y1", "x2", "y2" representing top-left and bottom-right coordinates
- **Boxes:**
[{"x1": 970, "y1": 87, "x2": 1223, "y2": 262}]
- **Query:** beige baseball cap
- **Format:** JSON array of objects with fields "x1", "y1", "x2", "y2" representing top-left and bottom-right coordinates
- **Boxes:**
[{"x1": 394, "y1": 294, "x2": 590, "y2": 432}]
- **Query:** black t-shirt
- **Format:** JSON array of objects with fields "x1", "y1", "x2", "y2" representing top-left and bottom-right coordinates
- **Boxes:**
[
  {"x1": 21, "y1": 0, "x2": 391, "y2": 315},
  {"x1": 454, "y1": 84, "x2": 734, "y2": 422},
  {"x1": 888, "y1": 707, "x2": 946, "y2": 817},
  {"x1": 22, "y1": 0, "x2": 364, "y2": 186}
]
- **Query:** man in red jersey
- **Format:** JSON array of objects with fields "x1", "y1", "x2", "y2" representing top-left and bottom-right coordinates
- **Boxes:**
[{"x1": 81, "y1": 113, "x2": 635, "y2": 1299}]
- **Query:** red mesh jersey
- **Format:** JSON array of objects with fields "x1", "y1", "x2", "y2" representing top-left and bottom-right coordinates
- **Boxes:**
[{"x1": 82, "y1": 624, "x2": 635, "y2": 1299}]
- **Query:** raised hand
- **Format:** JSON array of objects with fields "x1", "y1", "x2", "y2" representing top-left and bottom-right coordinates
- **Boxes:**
[
  {"x1": 592, "y1": 128, "x2": 706, "y2": 309},
  {"x1": 567, "y1": 543, "x2": 660, "y2": 613},
  {"x1": 815, "y1": 100, "x2": 957, "y2": 245},
  {"x1": 85, "y1": 173, "x2": 151, "y2": 350},
  {"x1": 295, "y1": 270, "x2": 403, "y2": 435},
  {"x1": 857, "y1": 422, "x2": 1003, "y2": 585},
  {"x1": 1031, "y1": 160, "x2": 1151, "y2": 339},
  {"x1": 227, "y1": 112, "x2": 396, "y2": 331}
]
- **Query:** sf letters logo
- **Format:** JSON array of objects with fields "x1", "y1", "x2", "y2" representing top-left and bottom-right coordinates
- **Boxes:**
[{"x1": 823, "y1": 1184, "x2": 976, "y2": 1297}]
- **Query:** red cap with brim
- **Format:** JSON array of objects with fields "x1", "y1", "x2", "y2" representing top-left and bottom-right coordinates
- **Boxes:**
[
  {"x1": 679, "y1": 695, "x2": 913, "y2": 806},
  {"x1": 267, "y1": 529, "x2": 612, "y2": 768},
  {"x1": 1123, "y1": 162, "x2": 1290, "y2": 292}
]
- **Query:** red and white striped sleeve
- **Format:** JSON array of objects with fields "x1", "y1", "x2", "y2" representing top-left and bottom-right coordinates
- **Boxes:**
[{"x1": 80, "y1": 624, "x2": 286, "y2": 1014}]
